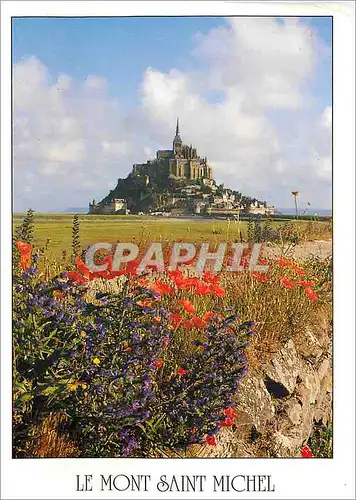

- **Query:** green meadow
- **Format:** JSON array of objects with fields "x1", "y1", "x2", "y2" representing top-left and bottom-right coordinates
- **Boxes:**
[{"x1": 13, "y1": 213, "x2": 332, "y2": 260}]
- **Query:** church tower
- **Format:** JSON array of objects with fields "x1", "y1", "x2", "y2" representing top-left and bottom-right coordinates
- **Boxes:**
[{"x1": 173, "y1": 118, "x2": 182, "y2": 156}]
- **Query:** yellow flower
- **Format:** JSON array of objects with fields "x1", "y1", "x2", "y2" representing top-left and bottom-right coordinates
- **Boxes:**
[
  {"x1": 80, "y1": 331, "x2": 86, "y2": 338},
  {"x1": 93, "y1": 357, "x2": 100, "y2": 365},
  {"x1": 81, "y1": 383, "x2": 87, "y2": 389},
  {"x1": 69, "y1": 383, "x2": 78, "y2": 391}
]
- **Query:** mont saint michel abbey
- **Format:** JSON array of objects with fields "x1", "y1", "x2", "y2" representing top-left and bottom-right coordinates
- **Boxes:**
[
  {"x1": 89, "y1": 119, "x2": 274, "y2": 216},
  {"x1": 132, "y1": 119, "x2": 213, "y2": 181}
]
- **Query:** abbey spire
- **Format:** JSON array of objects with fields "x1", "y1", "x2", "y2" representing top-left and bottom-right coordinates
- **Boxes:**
[
  {"x1": 173, "y1": 117, "x2": 182, "y2": 142},
  {"x1": 173, "y1": 117, "x2": 182, "y2": 154}
]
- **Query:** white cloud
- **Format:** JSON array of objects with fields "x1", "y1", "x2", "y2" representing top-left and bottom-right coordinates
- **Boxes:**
[
  {"x1": 12, "y1": 18, "x2": 331, "y2": 212},
  {"x1": 311, "y1": 106, "x2": 332, "y2": 181},
  {"x1": 84, "y1": 75, "x2": 107, "y2": 91}
]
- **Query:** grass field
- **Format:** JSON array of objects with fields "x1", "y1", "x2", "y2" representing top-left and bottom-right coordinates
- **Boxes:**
[{"x1": 13, "y1": 213, "x2": 332, "y2": 260}]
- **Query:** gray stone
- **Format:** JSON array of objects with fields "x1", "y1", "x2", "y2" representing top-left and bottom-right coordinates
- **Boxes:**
[
  {"x1": 296, "y1": 327, "x2": 324, "y2": 360},
  {"x1": 295, "y1": 362, "x2": 321, "y2": 407},
  {"x1": 318, "y1": 358, "x2": 331, "y2": 381},
  {"x1": 263, "y1": 339, "x2": 301, "y2": 396},
  {"x1": 191, "y1": 427, "x2": 253, "y2": 458},
  {"x1": 314, "y1": 392, "x2": 332, "y2": 424},
  {"x1": 283, "y1": 399, "x2": 303, "y2": 426},
  {"x1": 236, "y1": 375, "x2": 275, "y2": 431},
  {"x1": 272, "y1": 430, "x2": 302, "y2": 457}
]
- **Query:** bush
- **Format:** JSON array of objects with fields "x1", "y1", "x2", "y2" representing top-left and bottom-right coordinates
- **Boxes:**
[{"x1": 13, "y1": 244, "x2": 252, "y2": 457}]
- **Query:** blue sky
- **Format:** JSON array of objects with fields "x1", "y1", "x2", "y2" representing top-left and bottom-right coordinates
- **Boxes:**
[
  {"x1": 12, "y1": 16, "x2": 331, "y2": 109},
  {"x1": 12, "y1": 17, "x2": 332, "y2": 211},
  {"x1": 12, "y1": 17, "x2": 228, "y2": 109}
]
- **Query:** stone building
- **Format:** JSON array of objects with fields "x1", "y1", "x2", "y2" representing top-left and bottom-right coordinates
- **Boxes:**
[
  {"x1": 89, "y1": 198, "x2": 128, "y2": 215},
  {"x1": 247, "y1": 202, "x2": 275, "y2": 216},
  {"x1": 132, "y1": 119, "x2": 213, "y2": 181}
]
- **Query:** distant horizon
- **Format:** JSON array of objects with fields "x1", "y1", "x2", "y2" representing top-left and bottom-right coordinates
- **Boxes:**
[{"x1": 13, "y1": 206, "x2": 332, "y2": 215}]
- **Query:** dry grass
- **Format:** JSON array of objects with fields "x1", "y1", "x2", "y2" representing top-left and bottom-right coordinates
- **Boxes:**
[
  {"x1": 24, "y1": 413, "x2": 79, "y2": 458},
  {"x1": 222, "y1": 266, "x2": 330, "y2": 372}
]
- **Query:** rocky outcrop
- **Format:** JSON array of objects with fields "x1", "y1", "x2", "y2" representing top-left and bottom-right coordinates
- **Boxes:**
[{"x1": 193, "y1": 324, "x2": 332, "y2": 458}]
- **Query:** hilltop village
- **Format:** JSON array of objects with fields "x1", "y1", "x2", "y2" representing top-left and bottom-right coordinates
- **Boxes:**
[{"x1": 89, "y1": 120, "x2": 275, "y2": 217}]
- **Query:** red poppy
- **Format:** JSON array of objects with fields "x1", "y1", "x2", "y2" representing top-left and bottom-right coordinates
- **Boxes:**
[
  {"x1": 169, "y1": 312, "x2": 183, "y2": 326},
  {"x1": 152, "y1": 359, "x2": 164, "y2": 369},
  {"x1": 203, "y1": 311, "x2": 215, "y2": 322},
  {"x1": 110, "y1": 271, "x2": 122, "y2": 279},
  {"x1": 177, "y1": 367, "x2": 188, "y2": 377},
  {"x1": 182, "y1": 319, "x2": 194, "y2": 329},
  {"x1": 258, "y1": 258, "x2": 269, "y2": 265},
  {"x1": 219, "y1": 417, "x2": 233, "y2": 427},
  {"x1": 210, "y1": 284, "x2": 226, "y2": 297},
  {"x1": 203, "y1": 271, "x2": 220, "y2": 284},
  {"x1": 178, "y1": 299, "x2": 196, "y2": 314},
  {"x1": 20, "y1": 254, "x2": 31, "y2": 271},
  {"x1": 301, "y1": 445, "x2": 313, "y2": 458},
  {"x1": 304, "y1": 287, "x2": 318, "y2": 301},
  {"x1": 125, "y1": 259, "x2": 139, "y2": 276},
  {"x1": 176, "y1": 278, "x2": 197, "y2": 291},
  {"x1": 252, "y1": 272, "x2": 268, "y2": 282},
  {"x1": 53, "y1": 290, "x2": 65, "y2": 301},
  {"x1": 224, "y1": 407, "x2": 237, "y2": 418},
  {"x1": 195, "y1": 282, "x2": 212, "y2": 295},
  {"x1": 150, "y1": 280, "x2": 173, "y2": 295},
  {"x1": 16, "y1": 241, "x2": 32, "y2": 271},
  {"x1": 16, "y1": 241, "x2": 32, "y2": 255},
  {"x1": 206, "y1": 435, "x2": 217, "y2": 446},
  {"x1": 135, "y1": 277, "x2": 149, "y2": 287},
  {"x1": 280, "y1": 277, "x2": 294, "y2": 289},
  {"x1": 298, "y1": 280, "x2": 315, "y2": 288},
  {"x1": 191, "y1": 316, "x2": 208, "y2": 329},
  {"x1": 66, "y1": 271, "x2": 88, "y2": 284},
  {"x1": 76, "y1": 256, "x2": 90, "y2": 278},
  {"x1": 167, "y1": 269, "x2": 183, "y2": 282},
  {"x1": 137, "y1": 299, "x2": 153, "y2": 307},
  {"x1": 291, "y1": 264, "x2": 306, "y2": 276},
  {"x1": 277, "y1": 257, "x2": 291, "y2": 267}
]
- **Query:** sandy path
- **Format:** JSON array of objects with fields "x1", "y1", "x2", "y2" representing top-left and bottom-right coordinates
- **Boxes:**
[{"x1": 262, "y1": 239, "x2": 332, "y2": 261}]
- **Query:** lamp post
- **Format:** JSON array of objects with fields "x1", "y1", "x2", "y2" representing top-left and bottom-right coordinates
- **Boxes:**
[{"x1": 291, "y1": 191, "x2": 299, "y2": 219}]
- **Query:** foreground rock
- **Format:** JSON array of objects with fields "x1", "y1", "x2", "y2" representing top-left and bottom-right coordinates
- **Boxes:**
[{"x1": 188, "y1": 323, "x2": 332, "y2": 458}]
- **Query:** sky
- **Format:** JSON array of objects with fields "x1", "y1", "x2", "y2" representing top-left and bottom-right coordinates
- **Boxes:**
[{"x1": 12, "y1": 16, "x2": 332, "y2": 212}]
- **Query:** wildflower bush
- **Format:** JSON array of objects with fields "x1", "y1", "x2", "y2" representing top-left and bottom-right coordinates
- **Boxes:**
[
  {"x1": 307, "y1": 421, "x2": 333, "y2": 458},
  {"x1": 13, "y1": 242, "x2": 252, "y2": 458}
]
